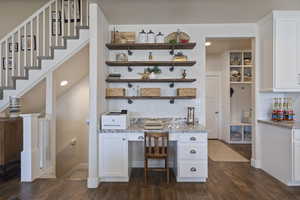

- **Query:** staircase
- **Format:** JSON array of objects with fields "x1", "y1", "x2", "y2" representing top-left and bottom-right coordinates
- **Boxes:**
[{"x1": 0, "y1": 0, "x2": 90, "y2": 111}]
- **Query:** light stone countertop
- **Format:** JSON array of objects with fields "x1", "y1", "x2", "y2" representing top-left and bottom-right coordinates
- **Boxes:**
[
  {"x1": 99, "y1": 118, "x2": 207, "y2": 134},
  {"x1": 258, "y1": 120, "x2": 300, "y2": 129}
]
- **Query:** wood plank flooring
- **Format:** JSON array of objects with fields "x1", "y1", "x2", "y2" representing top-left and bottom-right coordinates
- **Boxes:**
[{"x1": 1, "y1": 145, "x2": 300, "y2": 200}]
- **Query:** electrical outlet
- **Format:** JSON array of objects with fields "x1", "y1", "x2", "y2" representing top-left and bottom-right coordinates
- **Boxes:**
[{"x1": 71, "y1": 138, "x2": 77, "y2": 146}]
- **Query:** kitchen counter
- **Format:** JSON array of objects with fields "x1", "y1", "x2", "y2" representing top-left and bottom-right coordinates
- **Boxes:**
[
  {"x1": 99, "y1": 118, "x2": 207, "y2": 134},
  {"x1": 258, "y1": 120, "x2": 300, "y2": 129}
]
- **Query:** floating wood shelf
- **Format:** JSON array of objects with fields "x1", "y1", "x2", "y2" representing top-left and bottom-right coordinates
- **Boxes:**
[
  {"x1": 106, "y1": 78, "x2": 196, "y2": 83},
  {"x1": 106, "y1": 96, "x2": 196, "y2": 99},
  {"x1": 106, "y1": 61, "x2": 196, "y2": 66},
  {"x1": 106, "y1": 43, "x2": 196, "y2": 50}
]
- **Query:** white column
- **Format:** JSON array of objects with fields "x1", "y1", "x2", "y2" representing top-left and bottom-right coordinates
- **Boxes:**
[
  {"x1": 45, "y1": 72, "x2": 57, "y2": 178},
  {"x1": 88, "y1": 2, "x2": 100, "y2": 188},
  {"x1": 20, "y1": 113, "x2": 41, "y2": 182}
]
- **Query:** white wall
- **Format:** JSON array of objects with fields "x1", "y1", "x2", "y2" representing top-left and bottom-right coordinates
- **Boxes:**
[
  {"x1": 107, "y1": 24, "x2": 256, "y2": 125},
  {"x1": 0, "y1": 0, "x2": 48, "y2": 38}
]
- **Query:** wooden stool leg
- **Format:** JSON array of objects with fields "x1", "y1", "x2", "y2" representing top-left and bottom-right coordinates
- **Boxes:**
[
  {"x1": 144, "y1": 159, "x2": 148, "y2": 184},
  {"x1": 165, "y1": 158, "x2": 169, "y2": 184}
]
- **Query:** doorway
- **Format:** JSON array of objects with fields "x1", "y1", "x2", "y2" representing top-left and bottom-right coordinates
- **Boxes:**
[{"x1": 205, "y1": 37, "x2": 254, "y2": 162}]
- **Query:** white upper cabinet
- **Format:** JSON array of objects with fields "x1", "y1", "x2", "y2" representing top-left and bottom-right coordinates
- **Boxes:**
[{"x1": 259, "y1": 11, "x2": 300, "y2": 92}]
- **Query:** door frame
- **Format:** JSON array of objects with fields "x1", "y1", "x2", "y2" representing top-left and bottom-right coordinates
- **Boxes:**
[{"x1": 205, "y1": 71, "x2": 222, "y2": 140}]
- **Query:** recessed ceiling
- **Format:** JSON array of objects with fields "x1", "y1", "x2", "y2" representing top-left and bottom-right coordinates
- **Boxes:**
[
  {"x1": 206, "y1": 38, "x2": 252, "y2": 54},
  {"x1": 99, "y1": 0, "x2": 300, "y2": 24}
]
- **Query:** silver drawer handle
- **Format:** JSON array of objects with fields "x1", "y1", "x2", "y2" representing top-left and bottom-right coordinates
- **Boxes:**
[
  {"x1": 190, "y1": 137, "x2": 196, "y2": 141},
  {"x1": 138, "y1": 136, "x2": 144, "y2": 140},
  {"x1": 190, "y1": 149, "x2": 196, "y2": 154},
  {"x1": 190, "y1": 167, "x2": 197, "y2": 172}
]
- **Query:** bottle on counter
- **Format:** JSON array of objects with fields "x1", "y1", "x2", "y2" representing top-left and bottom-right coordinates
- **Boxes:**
[
  {"x1": 272, "y1": 98, "x2": 278, "y2": 121},
  {"x1": 283, "y1": 98, "x2": 288, "y2": 121},
  {"x1": 287, "y1": 97, "x2": 295, "y2": 121},
  {"x1": 278, "y1": 98, "x2": 284, "y2": 121}
]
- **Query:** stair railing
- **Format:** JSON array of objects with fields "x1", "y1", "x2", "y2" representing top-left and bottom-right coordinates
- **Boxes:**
[{"x1": 0, "y1": 0, "x2": 89, "y2": 91}]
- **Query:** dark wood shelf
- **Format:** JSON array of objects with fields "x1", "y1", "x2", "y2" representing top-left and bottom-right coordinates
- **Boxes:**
[
  {"x1": 105, "y1": 61, "x2": 196, "y2": 66},
  {"x1": 105, "y1": 96, "x2": 196, "y2": 99},
  {"x1": 106, "y1": 43, "x2": 196, "y2": 50},
  {"x1": 106, "y1": 78, "x2": 196, "y2": 83}
]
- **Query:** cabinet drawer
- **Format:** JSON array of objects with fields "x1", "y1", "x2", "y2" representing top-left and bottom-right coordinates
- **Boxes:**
[
  {"x1": 294, "y1": 131, "x2": 300, "y2": 141},
  {"x1": 179, "y1": 134, "x2": 207, "y2": 143},
  {"x1": 178, "y1": 161, "x2": 207, "y2": 178},
  {"x1": 127, "y1": 133, "x2": 144, "y2": 141},
  {"x1": 178, "y1": 143, "x2": 207, "y2": 160}
]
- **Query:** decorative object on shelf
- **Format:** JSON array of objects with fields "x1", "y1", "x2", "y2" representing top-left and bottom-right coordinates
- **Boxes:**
[
  {"x1": 230, "y1": 87, "x2": 234, "y2": 97},
  {"x1": 156, "y1": 32, "x2": 164, "y2": 43},
  {"x1": 241, "y1": 109, "x2": 252, "y2": 123},
  {"x1": 230, "y1": 52, "x2": 242, "y2": 65},
  {"x1": 187, "y1": 107, "x2": 195, "y2": 125},
  {"x1": 51, "y1": 11, "x2": 62, "y2": 36},
  {"x1": 138, "y1": 30, "x2": 147, "y2": 43},
  {"x1": 21, "y1": 35, "x2": 36, "y2": 51},
  {"x1": 230, "y1": 69, "x2": 241, "y2": 82},
  {"x1": 164, "y1": 30, "x2": 190, "y2": 44},
  {"x1": 107, "y1": 73, "x2": 121, "y2": 80},
  {"x1": 138, "y1": 70, "x2": 151, "y2": 80},
  {"x1": 147, "y1": 30, "x2": 155, "y2": 43},
  {"x1": 182, "y1": 69, "x2": 187, "y2": 79},
  {"x1": 2, "y1": 57, "x2": 15, "y2": 70},
  {"x1": 243, "y1": 68, "x2": 252, "y2": 82},
  {"x1": 115, "y1": 53, "x2": 128, "y2": 62},
  {"x1": 146, "y1": 66, "x2": 161, "y2": 74},
  {"x1": 140, "y1": 88, "x2": 161, "y2": 97},
  {"x1": 111, "y1": 27, "x2": 117, "y2": 43},
  {"x1": 243, "y1": 52, "x2": 252, "y2": 65},
  {"x1": 106, "y1": 88, "x2": 126, "y2": 97},
  {"x1": 63, "y1": 0, "x2": 80, "y2": 22},
  {"x1": 8, "y1": 43, "x2": 19, "y2": 52},
  {"x1": 9, "y1": 96, "x2": 21, "y2": 118},
  {"x1": 148, "y1": 52, "x2": 153, "y2": 60},
  {"x1": 177, "y1": 88, "x2": 196, "y2": 97},
  {"x1": 173, "y1": 52, "x2": 187, "y2": 61},
  {"x1": 111, "y1": 32, "x2": 136, "y2": 44}
]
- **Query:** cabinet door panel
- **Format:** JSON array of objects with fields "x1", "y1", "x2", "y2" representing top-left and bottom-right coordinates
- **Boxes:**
[
  {"x1": 99, "y1": 134, "x2": 128, "y2": 177},
  {"x1": 275, "y1": 19, "x2": 298, "y2": 89},
  {"x1": 294, "y1": 142, "x2": 300, "y2": 181}
]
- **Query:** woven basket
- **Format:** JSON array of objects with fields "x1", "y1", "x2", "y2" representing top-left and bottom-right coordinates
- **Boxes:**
[
  {"x1": 177, "y1": 88, "x2": 196, "y2": 97},
  {"x1": 106, "y1": 88, "x2": 125, "y2": 97},
  {"x1": 140, "y1": 88, "x2": 161, "y2": 97}
]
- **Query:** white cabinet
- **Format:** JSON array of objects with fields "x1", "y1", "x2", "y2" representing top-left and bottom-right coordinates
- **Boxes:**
[
  {"x1": 294, "y1": 142, "x2": 300, "y2": 181},
  {"x1": 99, "y1": 133, "x2": 128, "y2": 180},
  {"x1": 259, "y1": 11, "x2": 300, "y2": 92}
]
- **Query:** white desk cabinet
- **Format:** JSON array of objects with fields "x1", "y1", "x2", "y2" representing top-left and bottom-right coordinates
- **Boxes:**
[
  {"x1": 99, "y1": 133, "x2": 129, "y2": 181},
  {"x1": 258, "y1": 11, "x2": 300, "y2": 92},
  {"x1": 293, "y1": 133, "x2": 300, "y2": 182}
]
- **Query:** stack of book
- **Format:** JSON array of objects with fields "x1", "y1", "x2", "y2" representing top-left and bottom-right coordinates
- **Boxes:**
[{"x1": 107, "y1": 74, "x2": 121, "y2": 80}]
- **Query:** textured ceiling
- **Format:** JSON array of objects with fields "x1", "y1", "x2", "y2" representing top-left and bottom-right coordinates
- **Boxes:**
[{"x1": 99, "y1": 0, "x2": 300, "y2": 24}]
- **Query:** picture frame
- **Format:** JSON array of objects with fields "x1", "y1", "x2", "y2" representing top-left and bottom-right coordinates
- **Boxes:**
[
  {"x1": 52, "y1": 11, "x2": 62, "y2": 36},
  {"x1": 63, "y1": 0, "x2": 81, "y2": 23},
  {"x1": 21, "y1": 35, "x2": 36, "y2": 51},
  {"x1": 8, "y1": 43, "x2": 19, "y2": 52},
  {"x1": 2, "y1": 57, "x2": 15, "y2": 70}
]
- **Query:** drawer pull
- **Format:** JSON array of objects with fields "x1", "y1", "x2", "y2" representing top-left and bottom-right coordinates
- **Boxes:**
[
  {"x1": 190, "y1": 137, "x2": 196, "y2": 141},
  {"x1": 190, "y1": 167, "x2": 197, "y2": 172},
  {"x1": 138, "y1": 136, "x2": 144, "y2": 140},
  {"x1": 190, "y1": 149, "x2": 197, "y2": 154}
]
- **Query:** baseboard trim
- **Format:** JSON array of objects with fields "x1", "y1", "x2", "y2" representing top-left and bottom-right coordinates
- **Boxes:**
[
  {"x1": 99, "y1": 177, "x2": 129, "y2": 182},
  {"x1": 251, "y1": 158, "x2": 261, "y2": 168},
  {"x1": 87, "y1": 177, "x2": 99, "y2": 188},
  {"x1": 176, "y1": 177, "x2": 207, "y2": 182}
]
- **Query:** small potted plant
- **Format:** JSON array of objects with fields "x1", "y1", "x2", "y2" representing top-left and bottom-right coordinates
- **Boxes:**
[{"x1": 146, "y1": 66, "x2": 162, "y2": 79}]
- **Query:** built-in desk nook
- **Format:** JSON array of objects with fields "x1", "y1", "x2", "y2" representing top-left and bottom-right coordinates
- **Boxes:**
[{"x1": 98, "y1": 118, "x2": 208, "y2": 182}]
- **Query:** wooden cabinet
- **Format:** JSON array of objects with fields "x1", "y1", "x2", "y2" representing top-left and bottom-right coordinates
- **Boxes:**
[
  {"x1": 259, "y1": 11, "x2": 300, "y2": 92},
  {"x1": 99, "y1": 133, "x2": 128, "y2": 181},
  {"x1": 0, "y1": 117, "x2": 23, "y2": 177}
]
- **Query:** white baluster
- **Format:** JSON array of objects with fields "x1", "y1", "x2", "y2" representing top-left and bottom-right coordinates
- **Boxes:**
[
  {"x1": 5, "y1": 40, "x2": 9, "y2": 87},
  {"x1": 31, "y1": 20, "x2": 34, "y2": 67},
  {"x1": 18, "y1": 30, "x2": 21, "y2": 77},
  {"x1": 24, "y1": 25, "x2": 27, "y2": 68},
  {"x1": 55, "y1": 0, "x2": 58, "y2": 46},
  {"x1": 80, "y1": 0, "x2": 83, "y2": 26},
  {"x1": 37, "y1": 14, "x2": 40, "y2": 57},
  {"x1": 12, "y1": 35, "x2": 15, "y2": 77},
  {"x1": 62, "y1": 0, "x2": 65, "y2": 42},
  {"x1": 49, "y1": 4, "x2": 52, "y2": 50},
  {"x1": 86, "y1": 0, "x2": 89, "y2": 26},
  {"x1": 68, "y1": 0, "x2": 71, "y2": 36},
  {"x1": 43, "y1": 9, "x2": 46, "y2": 56},
  {"x1": 74, "y1": 0, "x2": 77, "y2": 35}
]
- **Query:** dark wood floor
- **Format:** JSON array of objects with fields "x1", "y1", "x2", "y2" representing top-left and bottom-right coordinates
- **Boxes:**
[{"x1": 1, "y1": 145, "x2": 300, "y2": 200}]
